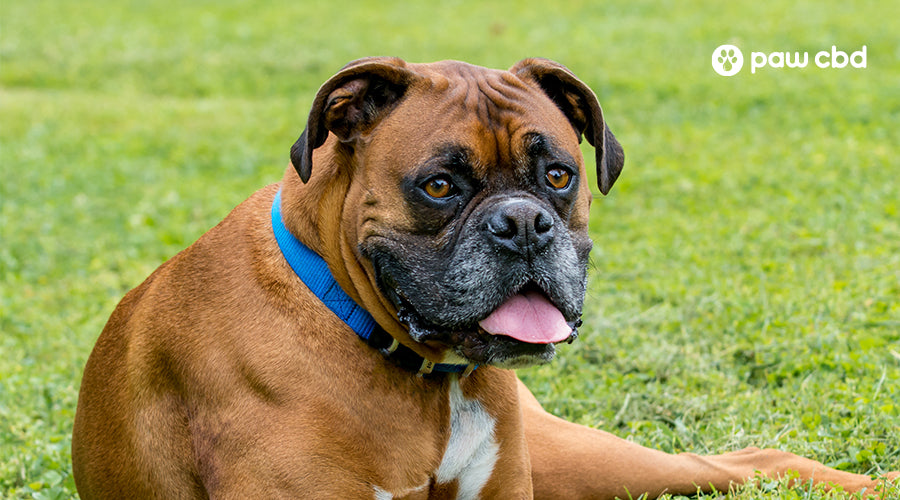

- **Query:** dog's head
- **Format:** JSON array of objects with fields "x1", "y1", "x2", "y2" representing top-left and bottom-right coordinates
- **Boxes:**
[{"x1": 289, "y1": 57, "x2": 623, "y2": 368}]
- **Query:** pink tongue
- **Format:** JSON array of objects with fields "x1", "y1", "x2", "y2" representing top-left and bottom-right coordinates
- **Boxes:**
[{"x1": 478, "y1": 291, "x2": 572, "y2": 344}]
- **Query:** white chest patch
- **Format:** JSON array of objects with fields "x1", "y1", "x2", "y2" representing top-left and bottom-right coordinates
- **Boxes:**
[{"x1": 434, "y1": 377, "x2": 499, "y2": 500}]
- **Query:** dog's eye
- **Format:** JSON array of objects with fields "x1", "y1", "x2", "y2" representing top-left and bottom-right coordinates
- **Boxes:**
[
  {"x1": 423, "y1": 176, "x2": 454, "y2": 199},
  {"x1": 545, "y1": 167, "x2": 571, "y2": 190}
]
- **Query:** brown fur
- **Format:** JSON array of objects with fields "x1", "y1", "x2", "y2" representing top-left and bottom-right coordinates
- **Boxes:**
[{"x1": 73, "y1": 58, "x2": 896, "y2": 499}]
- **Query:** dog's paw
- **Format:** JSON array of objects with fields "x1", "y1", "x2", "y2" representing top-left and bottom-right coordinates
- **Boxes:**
[{"x1": 868, "y1": 472, "x2": 900, "y2": 499}]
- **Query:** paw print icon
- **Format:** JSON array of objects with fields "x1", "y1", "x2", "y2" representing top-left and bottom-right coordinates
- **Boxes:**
[{"x1": 712, "y1": 45, "x2": 743, "y2": 76}]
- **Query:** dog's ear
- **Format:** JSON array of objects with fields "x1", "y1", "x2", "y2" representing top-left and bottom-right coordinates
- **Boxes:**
[
  {"x1": 510, "y1": 58, "x2": 624, "y2": 195},
  {"x1": 290, "y1": 57, "x2": 419, "y2": 183}
]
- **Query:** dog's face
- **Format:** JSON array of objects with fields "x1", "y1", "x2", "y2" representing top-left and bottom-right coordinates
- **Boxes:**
[{"x1": 291, "y1": 58, "x2": 623, "y2": 368}]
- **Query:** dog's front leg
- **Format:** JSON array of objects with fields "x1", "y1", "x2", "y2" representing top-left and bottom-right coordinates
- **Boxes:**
[{"x1": 518, "y1": 379, "x2": 895, "y2": 499}]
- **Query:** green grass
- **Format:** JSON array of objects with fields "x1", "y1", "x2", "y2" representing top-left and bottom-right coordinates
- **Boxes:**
[{"x1": 2, "y1": 0, "x2": 898, "y2": 498}]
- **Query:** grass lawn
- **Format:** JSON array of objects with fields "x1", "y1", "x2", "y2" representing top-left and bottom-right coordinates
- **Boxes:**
[{"x1": 2, "y1": 0, "x2": 898, "y2": 498}]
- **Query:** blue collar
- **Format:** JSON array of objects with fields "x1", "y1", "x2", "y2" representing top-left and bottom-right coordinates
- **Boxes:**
[{"x1": 271, "y1": 189, "x2": 475, "y2": 375}]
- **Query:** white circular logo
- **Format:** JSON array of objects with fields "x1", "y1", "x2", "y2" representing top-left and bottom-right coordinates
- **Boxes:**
[{"x1": 712, "y1": 45, "x2": 743, "y2": 76}]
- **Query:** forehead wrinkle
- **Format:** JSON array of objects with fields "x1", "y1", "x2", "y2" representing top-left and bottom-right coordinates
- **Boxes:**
[
  {"x1": 416, "y1": 63, "x2": 559, "y2": 182},
  {"x1": 460, "y1": 69, "x2": 536, "y2": 175}
]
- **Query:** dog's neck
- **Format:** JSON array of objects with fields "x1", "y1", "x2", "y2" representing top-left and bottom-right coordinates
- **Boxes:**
[
  {"x1": 280, "y1": 161, "x2": 467, "y2": 368},
  {"x1": 272, "y1": 188, "x2": 474, "y2": 376}
]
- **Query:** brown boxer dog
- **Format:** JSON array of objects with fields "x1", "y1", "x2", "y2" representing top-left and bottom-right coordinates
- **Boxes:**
[{"x1": 72, "y1": 57, "x2": 897, "y2": 499}]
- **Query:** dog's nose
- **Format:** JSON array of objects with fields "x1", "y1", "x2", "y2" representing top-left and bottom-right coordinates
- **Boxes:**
[{"x1": 484, "y1": 199, "x2": 555, "y2": 255}]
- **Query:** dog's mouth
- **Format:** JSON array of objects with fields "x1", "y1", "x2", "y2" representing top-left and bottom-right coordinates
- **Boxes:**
[
  {"x1": 392, "y1": 281, "x2": 581, "y2": 367},
  {"x1": 477, "y1": 286, "x2": 576, "y2": 344}
]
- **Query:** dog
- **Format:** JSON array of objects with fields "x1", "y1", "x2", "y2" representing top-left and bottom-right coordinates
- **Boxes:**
[{"x1": 72, "y1": 57, "x2": 897, "y2": 498}]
